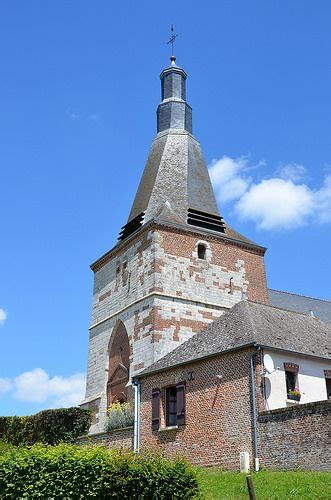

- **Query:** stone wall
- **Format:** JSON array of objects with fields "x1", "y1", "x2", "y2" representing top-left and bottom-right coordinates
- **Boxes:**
[
  {"x1": 77, "y1": 426, "x2": 134, "y2": 450},
  {"x1": 258, "y1": 400, "x2": 330, "y2": 470}
]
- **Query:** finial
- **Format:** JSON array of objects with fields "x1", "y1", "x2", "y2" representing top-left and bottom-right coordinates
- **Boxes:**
[{"x1": 167, "y1": 25, "x2": 178, "y2": 64}]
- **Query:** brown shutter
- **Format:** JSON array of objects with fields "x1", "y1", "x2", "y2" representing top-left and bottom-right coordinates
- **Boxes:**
[
  {"x1": 176, "y1": 381, "x2": 186, "y2": 426},
  {"x1": 151, "y1": 388, "x2": 161, "y2": 430},
  {"x1": 284, "y1": 362, "x2": 299, "y2": 373}
]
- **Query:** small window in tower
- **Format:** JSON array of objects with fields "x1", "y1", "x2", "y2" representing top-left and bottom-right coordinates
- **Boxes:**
[
  {"x1": 197, "y1": 243, "x2": 206, "y2": 260},
  {"x1": 122, "y1": 259, "x2": 129, "y2": 285}
]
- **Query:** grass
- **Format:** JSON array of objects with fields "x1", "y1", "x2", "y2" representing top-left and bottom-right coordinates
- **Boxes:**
[{"x1": 196, "y1": 468, "x2": 331, "y2": 499}]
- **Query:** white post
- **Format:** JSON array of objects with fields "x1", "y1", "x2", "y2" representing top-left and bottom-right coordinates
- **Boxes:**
[
  {"x1": 240, "y1": 452, "x2": 250, "y2": 473},
  {"x1": 133, "y1": 379, "x2": 140, "y2": 453}
]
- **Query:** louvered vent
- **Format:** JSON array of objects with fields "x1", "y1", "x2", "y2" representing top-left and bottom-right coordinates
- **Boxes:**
[
  {"x1": 118, "y1": 212, "x2": 145, "y2": 241},
  {"x1": 187, "y1": 208, "x2": 225, "y2": 233}
]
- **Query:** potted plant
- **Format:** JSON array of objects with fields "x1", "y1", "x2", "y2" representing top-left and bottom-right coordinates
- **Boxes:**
[
  {"x1": 105, "y1": 401, "x2": 134, "y2": 431},
  {"x1": 287, "y1": 388, "x2": 301, "y2": 401}
]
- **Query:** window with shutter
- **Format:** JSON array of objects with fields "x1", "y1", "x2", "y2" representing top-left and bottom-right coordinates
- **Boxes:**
[
  {"x1": 151, "y1": 388, "x2": 161, "y2": 430},
  {"x1": 165, "y1": 386, "x2": 177, "y2": 426},
  {"x1": 176, "y1": 381, "x2": 186, "y2": 426}
]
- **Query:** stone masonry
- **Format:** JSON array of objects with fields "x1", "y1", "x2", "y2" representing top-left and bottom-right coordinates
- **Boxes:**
[{"x1": 83, "y1": 220, "x2": 267, "y2": 433}]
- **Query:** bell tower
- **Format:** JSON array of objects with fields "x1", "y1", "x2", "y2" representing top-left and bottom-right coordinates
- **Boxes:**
[{"x1": 82, "y1": 56, "x2": 268, "y2": 432}]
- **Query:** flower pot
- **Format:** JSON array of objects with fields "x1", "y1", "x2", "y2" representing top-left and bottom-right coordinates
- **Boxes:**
[{"x1": 287, "y1": 393, "x2": 301, "y2": 401}]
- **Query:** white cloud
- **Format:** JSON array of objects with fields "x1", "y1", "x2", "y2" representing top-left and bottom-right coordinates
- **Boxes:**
[
  {"x1": 208, "y1": 156, "x2": 331, "y2": 230},
  {"x1": 0, "y1": 368, "x2": 86, "y2": 408},
  {"x1": 235, "y1": 179, "x2": 313, "y2": 230},
  {"x1": 277, "y1": 163, "x2": 307, "y2": 182},
  {"x1": 0, "y1": 378, "x2": 13, "y2": 394},
  {"x1": 208, "y1": 156, "x2": 252, "y2": 202},
  {"x1": 0, "y1": 309, "x2": 7, "y2": 326}
]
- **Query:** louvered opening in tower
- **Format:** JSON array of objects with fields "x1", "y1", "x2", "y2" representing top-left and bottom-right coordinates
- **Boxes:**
[
  {"x1": 118, "y1": 212, "x2": 145, "y2": 241},
  {"x1": 187, "y1": 208, "x2": 225, "y2": 233}
]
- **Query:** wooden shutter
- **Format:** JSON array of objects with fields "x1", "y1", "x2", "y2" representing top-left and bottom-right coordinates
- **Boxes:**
[
  {"x1": 151, "y1": 388, "x2": 161, "y2": 430},
  {"x1": 176, "y1": 382, "x2": 186, "y2": 426}
]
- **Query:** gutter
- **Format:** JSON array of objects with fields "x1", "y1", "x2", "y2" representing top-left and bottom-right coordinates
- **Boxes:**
[
  {"x1": 132, "y1": 378, "x2": 141, "y2": 453},
  {"x1": 134, "y1": 341, "x2": 330, "y2": 380},
  {"x1": 134, "y1": 342, "x2": 258, "y2": 379},
  {"x1": 250, "y1": 346, "x2": 260, "y2": 472}
]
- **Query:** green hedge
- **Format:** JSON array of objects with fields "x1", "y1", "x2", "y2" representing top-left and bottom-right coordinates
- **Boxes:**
[
  {"x1": 0, "y1": 444, "x2": 200, "y2": 499},
  {"x1": 0, "y1": 407, "x2": 91, "y2": 446}
]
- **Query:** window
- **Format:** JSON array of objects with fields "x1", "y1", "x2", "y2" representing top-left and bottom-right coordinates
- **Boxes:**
[
  {"x1": 151, "y1": 382, "x2": 186, "y2": 430},
  {"x1": 325, "y1": 371, "x2": 331, "y2": 399},
  {"x1": 284, "y1": 362, "x2": 299, "y2": 399},
  {"x1": 197, "y1": 243, "x2": 206, "y2": 260},
  {"x1": 166, "y1": 386, "x2": 177, "y2": 426},
  {"x1": 285, "y1": 371, "x2": 297, "y2": 393},
  {"x1": 326, "y1": 379, "x2": 331, "y2": 400},
  {"x1": 122, "y1": 259, "x2": 129, "y2": 285}
]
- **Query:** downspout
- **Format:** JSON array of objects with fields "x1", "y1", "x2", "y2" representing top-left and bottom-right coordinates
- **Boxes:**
[
  {"x1": 250, "y1": 347, "x2": 260, "y2": 472},
  {"x1": 132, "y1": 378, "x2": 140, "y2": 453}
]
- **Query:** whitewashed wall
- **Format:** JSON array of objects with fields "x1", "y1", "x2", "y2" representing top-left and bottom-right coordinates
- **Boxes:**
[{"x1": 263, "y1": 349, "x2": 330, "y2": 410}]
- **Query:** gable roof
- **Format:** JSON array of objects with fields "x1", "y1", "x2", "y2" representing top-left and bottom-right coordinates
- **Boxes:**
[
  {"x1": 138, "y1": 301, "x2": 331, "y2": 377},
  {"x1": 268, "y1": 289, "x2": 331, "y2": 324}
]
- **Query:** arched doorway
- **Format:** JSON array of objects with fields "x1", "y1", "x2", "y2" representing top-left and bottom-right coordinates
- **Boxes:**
[{"x1": 107, "y1": 321, "x2": 130, "y2": 408}]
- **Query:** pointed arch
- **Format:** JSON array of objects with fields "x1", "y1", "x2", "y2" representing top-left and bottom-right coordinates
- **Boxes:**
[{"x1": 107, "y1": 320, "x2": 130, "y2": 407}]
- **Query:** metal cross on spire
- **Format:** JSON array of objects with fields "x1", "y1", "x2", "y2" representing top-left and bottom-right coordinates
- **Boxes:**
[{"x1": 167, "y1": 25, "x2": 178, "y2": 60}]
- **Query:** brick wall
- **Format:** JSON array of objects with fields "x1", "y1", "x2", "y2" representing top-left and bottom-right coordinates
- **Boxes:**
[
  {"x1": 139, "y1": 348, "x2": 256, "y2": 469},
  {"x1": 77, "y1": 426, "x2": 134, "y2": 450},
  {"x1": 258, "y1": 400, "x2": 330, "y2": 470}
]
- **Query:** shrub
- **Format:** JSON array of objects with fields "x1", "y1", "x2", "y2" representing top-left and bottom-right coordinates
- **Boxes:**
[
  {"x1": 0, "y1": 444, "x2": 200, "y2": 498},
  {"x1": 105, "y1": 402, "x2": 134, "y2": 432},
  {"x1": 0, "y1": 407, "x2": 91, "y2": 446}
]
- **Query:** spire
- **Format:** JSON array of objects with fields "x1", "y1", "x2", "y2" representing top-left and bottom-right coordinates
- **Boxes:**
[
  {"x1": 119, "y1": 56, "x2": 227, "y2": 241},
  {"x1": 157, "y1": 59, "x2": 192, "y2": 133}
]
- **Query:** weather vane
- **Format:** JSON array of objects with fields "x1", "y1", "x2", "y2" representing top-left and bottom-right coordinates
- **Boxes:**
[{"x1": 167, "y1": 25, "x2": 178, "y2": 59}]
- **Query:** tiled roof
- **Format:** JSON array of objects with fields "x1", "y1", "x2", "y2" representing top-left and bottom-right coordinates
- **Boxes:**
[
  {"x1": 268, "y1": 289, "x2": 331, "y2": 324},
  {"x1": 138, "y1": 301, "x2": 331, "y2": 377}
]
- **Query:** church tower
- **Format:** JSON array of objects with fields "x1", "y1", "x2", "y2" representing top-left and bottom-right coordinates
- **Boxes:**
[{"x1": 82, "y1": 55, "x2": 268, "y2": 431}]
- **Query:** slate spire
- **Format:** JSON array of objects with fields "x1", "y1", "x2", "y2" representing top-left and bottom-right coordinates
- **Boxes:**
[{"x1": 120, "y1": 57, "x2": 226, "y2": 240}]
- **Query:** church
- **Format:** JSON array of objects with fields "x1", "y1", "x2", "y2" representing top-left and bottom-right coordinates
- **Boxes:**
[{"x1": 80, "y1": 54, "x2": 331, "y2": 470}]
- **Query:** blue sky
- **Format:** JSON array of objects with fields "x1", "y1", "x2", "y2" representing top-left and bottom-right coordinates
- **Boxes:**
[{"x1": 0, "y1": 1, "x2": 330, "y2": 415}]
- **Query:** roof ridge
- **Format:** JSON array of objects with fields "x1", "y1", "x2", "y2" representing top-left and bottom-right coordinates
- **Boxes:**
[
  {"x1": 248, "y1": 299, "x2": 329, "y2": 322},
  {"x1": 268, "y1": 288, "x2": 331, "y2": 304}
]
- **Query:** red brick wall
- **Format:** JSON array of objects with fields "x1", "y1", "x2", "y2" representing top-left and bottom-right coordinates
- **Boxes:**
[{"x1": 139, "y1": 348, "x2": 257, "y2": 469}]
